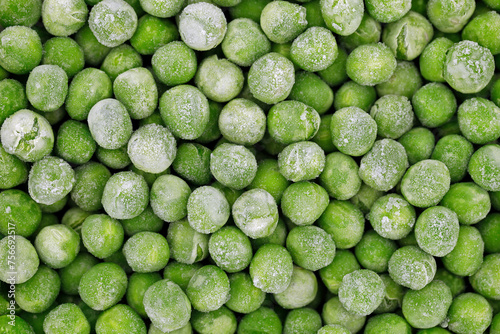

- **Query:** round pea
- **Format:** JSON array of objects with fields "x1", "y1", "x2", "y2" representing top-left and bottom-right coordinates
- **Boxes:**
[
  {"x1": 318, "y1": 200, "x2": 365, "y2": 249},
  {"x1": 468, "y1": 144, "x2": 500, "y2": 192},
  {"x1": 346, "y1": 43, "x2": 397, "y2": 86},
  {"x1": 388, "y1": 246, "x2": 436, "y2": 290},
  {"x1": 442, "y1": 226, "x2": 484, "y2": 277}
]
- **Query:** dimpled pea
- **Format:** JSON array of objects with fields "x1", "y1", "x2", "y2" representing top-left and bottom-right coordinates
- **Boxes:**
[
  {"x1": 249, "y1": 244, "x2": 293, "y2": 293},
  {"x1": 130, "y1": 15, "x2": 178, "y2": 56},
  {"x1": 319, "y1": 201, "x2": 365, "y2": 249},
  {"x1": 88, "y1": 99, "x2": 133, "y2": 150},
  {"x1": 114, "y1": 68, "x2": 157, "y2": 120},
  {"x1": 370, "y1": 95, "x2": 414, "y2": 139},
  {"x1": 102, "y1": 171, "x2": 149, "y2": 220},
  {"x1": 334, "y1": 81, "x2": 377, "y2": 112},
  {"x1": 101, "y1": 44, "x2": 143, "y2": 81},
  {"x1": 59, "y1": 253, "x2": 99, "y2": 295},
  {"x1": 248, "y1": 52, "x2": 295, "y2": 105},
  {"x1": 322, "y1": 297, "x2": 366, "y2": 333},
  {"x1": 208, "y1": 226, "x2": 252, "y2": 273},
  {"x1": 187, "y1": 186, "x2": 230, "y2": 234},
  {"x1": 232, "y1": 189, "x2": 278, "y2": 239},
  {"x1": 470, "y1": 254, "x2": 500, "y2": 300},
  {"x1": 152, "y1": 42, "x2": 197, "y2": 86},
  {"x1": 186, "y1": 265, "x2": 230, "y2": 312},
  {"x1": 16, "y1": 266, "x2": 60, "y2": 313},
  {"x1": 43, "y1": 303, "x2": 91, "y2": 334},
  {"x1": 440, "y1": 182, "x2": 491, "y2": 225},
  {"x1": 238, "y1": 307, "x2": 282, "y2": 334},
  {"x1": 281, "y1": 181, "x2": 329, "y2": 226},
  {"x1": 268, "y1": 100, "x2": 320, "y2": 145},
  {"x1": 79, "y1": 262, "x2": 127, "y2": 311},
  {"x1": 222, "y1": 18, "x2": 271, "y2": 67},
  {"x1": 427, "y1": 0, "x2": 475, "y2": 33},
  {"x1": 140, "y1": 0, "x2": 184, "y2": 18},
  {"x1": 319, "y1": 250, "x2": 360, "y2": 294},
  {"x1": 150, "y1": 175, "x2": 190, "y2": 222},
  {"x1": 463, "y1": 11, "x2": 500, "y2": 55},
  {"x1": 66, "y1": 68, "x2": 112, "y2": 121},
  {"x1": 478, "y1": 213, "x2": 500, "y2": 253},
  {"x1": 354, "y1": 230, "x2": 397, "y2": 273},
  {"x1": 338, "y1": 269, "x2": 384, "y2": 316},
  {"x1": 278, "y1": 141, "x2": 325, "y2": 182},
  {"x1": 382, "y1": 11, "x2": 433, "y2": 61},
  {"x1": 346, "y1": 43, "x2": 397, "y2": 86},
  {"x1": 178, "y1": 2, "x2": 227, "y2": 51},
  {"x1": 218, "y1": 98, "x2": 266, "y2": 146},
  {"x1": 192, "y1": 307, "x2": 237, "y2": 334},
  {"x1": 458, "y1": 97, "x2": 500, "y2": 144},
  {"x1": 365, "y1": 0, "x2": 411, "y2": 23},
  {"x1": 260, "y1": 1, "x2": 307, "y2": 44},
  {"x1": 28, "y1": 156, "x2": 75, "y2": 205},
  {"x1": 289, "y1": 72, "x2": 333, "y2": 115},
  {"x1": 55, "y1": 120, "x2": 96, "y2": 165},
  {"x1": 443, "y1": 225, "x2": 485, "y2": 277},
  {"x1": 320, "y1": 0, "x2": 363, "y2": 36},
  {"x1": 287, "y1": 225, "x2": 336, "y2": 271},
  {"x1": 159, "y1": 85, "x2": 209, "y2": 140},
  {"x1": 398, "y1": 128, "x2": 435, "y2": 165},
  {"x1": 82, "y1": 214, "x2": 124, "y2": 259},
  {"x1": 468, "y1": 145, "x2": 500, "y2": 192},
  {"x1": 96, "y1": 145, "x2": 131, "y2": 169},
  {"x1": 419, "y1": 37, "x2": 454, "y2": 82},
  {"x1": 401, "y1": 160, "x2": 450, "y2": 208},
  {"x1": 226, "y1": 272, "x2": 265, "y2": 314},
  {"x1": 283, "y1": 308, "x2": 322, "y2": 334},
  {"x1": 35, "y1": 224, "x2": 80, "y2": 269},
  {"x1": 42, "y1": 0, "x2": 88, "y2": 37},
  {"x1": 0, "y1": 26, "x2": 42, "y2": 75},
  {"x1": 123, "y1": 232, "x2": 169, "y2": 273},
  {"x1": 0, "y1": 79, "x2": 27, "y2": 126},
  {"x1": 412, "y1": 83, "x2": 457, "y2": 128},
  {"x1": 167, "y1": 219, "x2": 209, "y2": 264},
  {"x1": 210, "y1": 143, "x2": 257, "y2": 190},
  {"x1": 444, "y1": 40, "x2": 495, "y2": 94},
  {"x1": 448, "y1": 293, "x2": 493, "y2": 334},
  {"x1": 0, "y1": 235, "x2": 39, "y2": 284},
  {"x1": 375, "y1": 61, "x2": 422, "y2": 98},
  {"x1": 369, "y1": 194, "x2": 416, "y2": 240},
  {"x1": 359, "y1": 139, "x2": 409, "y2": 192},
  {"x1": 388, "y1": 246, "x2": 436, "y2": 290},
  {"x1": 415, "y1": 206, "x2": 459, "y2": 257},
  {"x1": 89, "y1": 0, "x2": 138, "y2": 48},
  {"x1": 26, "y1": 65, "x2": 68, "y2": 112},
  {"x1": 0, "y1": 190, "x2": 41, "y2": 237},
  {"x1": 290, "y1": 27, "x2": 337, "y2": 72}
]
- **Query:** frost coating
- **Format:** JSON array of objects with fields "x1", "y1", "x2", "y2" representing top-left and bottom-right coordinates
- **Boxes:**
[
  {"x1": 26, "y1": 65, "x2": 68, "y2": 112},
  {"x1": 208, "y1": 226, "x2": 252, "y2": 273},
  {"x1": 28, "y1": 156, "x2": 75, "y2": 205},
  {"x1": 140, "y1": 0, "x2": 184, "y2": 18},
  {"x1": 0, "y1": 235, "x2": 39, "y2": 284},
  {"x1": 365, "y1": 0, "x2": 411, "y2": 23},
  {"x1": 186, "y1": 265, "x2": 230, "y2": 312},
  {"x1": 178, "y1": 2, "x2": 227, "y2": 51},
  {"x1": 388, "y1": 246, "x2": 436, "y2": 290},
  {"x1": 457, "y1": 97, "x2": 500, "y2": 145},
  {"x1": 88, "y1": 0, "x2": 138, "y2": 48},
  {"x1": 468, "y1": 145, "x2": 500, "y2": 192},
  {"x1": 331, "y1": 106, "x2": 377, "y2": 156},
  {"x1": 370, "y1": 95, "x2": 414, "y2": 139},
  {"x1": 260, "y1": 1, "x2": 307, "y2": 43},
  {"x1": 34, "y1": 224, "x2": 80, "y2": 269},
  {"x1": 286, "y1": 225, "x2": 336, "y2": 271},
  {"x1": 290, "y1": 27, "x2": 338, "y2": 72},
  {"x1": 249, "y1": 244, "x2": 293, "y2": 293},
  {"x1": 187, "y1": 186, "x2": 230, "y2": 234},
  {"x1": 278, "y1": 141, "x2": 326, "y2": 182},
  {"x1": 338, "y1": 269, "x2": 384, "y2": 316},
  {"x1": 346, "y1": 43, "x2": 397, "y2": 86},
  {"x1": 427, "y1": 0, "x2": 475, "y2": 33},
  {"x1": 274, "y1": 266, "x2": 317, "y2": 309},
  {"x1": 123, "y1": 232, "x2": 170, "y2": 273},
  {"x1": 414, "y1": 206, "x2": 459, "y2": 257},
  {"x1": 42, "y1": 0, "x2": 88, "y2": 37},
  {"x1": 320, "y1": 0, "x2": 364, "y2": 36},
  {"x1": 219, "y1": 98, "x2": 266, "y2": 146},
  {"x1": 210, "y1": 143, "x2": 257, "y2": 190}
]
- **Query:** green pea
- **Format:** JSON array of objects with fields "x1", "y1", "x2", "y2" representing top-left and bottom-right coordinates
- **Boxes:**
[
  {"x1": 43, "y1": 303, "x2": 91, "y2": 334},
  {"x1": 355, "y1": 230, "x2": 397, "y2": 273},
  {"x1": 140, "y1": 0, "x2": 184, "y2": 18},
  {"x1": 248, "y1": 159, "x2": 289, "y2": 204},
  {"x1": 318, "y1": 324, "x2": 351, "y2": 334},
  {"x1": 412, "y1": 83, "x2": 457, "y2": 129},
  {"x1": 74, "y1": 24, "x2": 111, "y2": 67},
  {"x1": 319, "y1": 200, "x2": 364, "y2": 249},
  {"x1": 388, "y1": 246, "x2": 436, "y2": 290},
  {"x1": 289, "y1": 73, "x2": 333, "y2": 115},
  {"x1": 290, "y1": 27, "x2": 338, "y2": 72},
  {"x1": 458, "y1": 97, "x2": 500, "y2": 145},
  {"x1": 398, "y1": 127, "x2": 435, "y2": 165},
  {"x1": 0, "y1": 26, "x2": 43, "y2": 75},
  {"x1": 260, "y1": 1, "x2": 307, "y2": 43},
  {"x1": 312, "y1": 115, "x2": 336, "y2": 153},
  {"x1": 440, "y1": 182, "x2": 491, "y2": 226},
  {"x1": 186, "y1": 265, "x2": 230, "y2": 312},
  {"x1": 364, "y1": 313, "x2": 411, "y2": 334},
  {"x1": 281, "y1": 181, "x2": 328, "y2": 226},
  {"x1": 40, "y1": 37, "x2": 84, "y2": 79},
  {"x1": 443, "y1": 226, "x2": 484, "y2": 277},
  {"x1": 434, "y1": 268, "x2": 466, "y2": 297},
  {"x1": 152, "y1": 41, "x2": 197, "y2": 86},
  {"x1": 208, "y1": 226, "x2": 252, "y2": 273},
  {"x1": 171, "y1": 143, "x2": 211, "y2": 186},
  {"x1": 187, "y1": 186, "x2": 230, "y2": 234},
  {"x1": 249, "y1": 244, "x2": 293, "y2": 293},
  {"x1": 95, "y1": 304, "x2": 146, "y2": 333},
  {"x1": 238, "y1": 307, "x2": 282, "y2": 334},
  {"x1": 322, "y1": 297, "x2": 366, "y2": 333},
  {"x1": 225, "y1": 272, "x2": 265, "y2": 314},
  {"x1": 286, "y1": 225, "x2": 336, "y2": 271},
  {"x1": 283, "y1": 308, "x2": 322, "y2": 334},
  {"x1": 371, "y1": 95, "x2": 414, "y2": 139},
  {"x1": 101, "y1": 44, "x2": 144, "y2": 82},
  {"x1": 0, "y1": 79, "x2": 27, "y2": 127},
  {"x1": 334, "y1": 81, "x2": 377, "y2": 112},
  {"x1": 81, "y1": 214, "x2": 124, "y2": 259},
  {"x1": 102, "y1": 171, "x2": 149, "y2": 220},
  {"x1": 468, "y1": 144, "x2": 500, "y2": 192},
  {"x1": 415, "y1": 206, "x2": 459, "y2": 257},
  {"x1": 365, "y1": 0, "x2": 411, "y2": 22},
  {"x1": 55, "y1": 120, "x2": 96, "y2": 165},
  {"x1": 41, "y1": 0, "x2": 87, "y2": 37},
  {"x1": 350, "y1": 183, "x2": 384, "y2": 214},
  {"x1": 477, "y1": 213, "x2": 500, "y2": 253},
  {"x1": 378, "y1": 62, "x2": 422, "y2": 98},
  {"x1": 150, "y1": 175, "x2": 190, "y2": 223},
  {"x1": 123, "y1": 232, "x2": 169, "y2": 273},
  {"x1": 96, "y1": 145, "x2": 131, "y2": 170},
  {"x1": 59, "y1": 253, "x2": 99, "y2": 295},
  {"x1": 71, "y1": 162, "x2": 111, "y2": 212},
  {"x1": 340, "y1": 13, "x2": 381, "y2": 51},
  {"x1": 192, "y1": 306, "x2": 237, "y2": 334},
  {"x1": 167, "y1": 219, "x2": 209, "y2": 264},
  {"x1": 16, "y1": 266, "x2": 60, "y2": 313},
  {"x1": 427, "y1": 0, "x2": 475, "y2": 33},
  {"x1": 0, "y1": 190, "x2": 41, "y2": 238},
  {"x1": 318, "y1": 48, "x2": 348, "y2": 87},
  {"x1": 210, "y1": 143, "x2": 257, "y2": 190},
  {"x1": 233, "y1": 189, "x2": 278, "y2": 239},
  {"x1": 346, "y1": 43, "x2": 397, "y2": 86},
  {"x1": 368, "y1": 194, "x2": 416, "y2": 240},
  {"x1": 338, "y1": 269, "x2": 384, "y2": 316},
  {"x1": 27, "y1": 64, "x2": 69, "y2": 112},
  {"x1": 35, "y1": 224, "x2": 80, "y2": 269},
  {"x1": 163, "y1": 262, "x2": 201, "y2": 291},
  {"x1": 130, "y1": 15, "x2": 178, "y2": 56},
  {"x1": 61, "y1": 207, "x2": 91, "y2": 233},
  {"x1": 320, "y1": 0, "x2": 363, "y2": 36},
  {"x1": 447, "y1": 293, "x2": 493, "y2": 334},
  {"x1": 319, "y1": 250, "x2": 360, "y2": 294},
  {"x1": 0, "y1": 0, "x2": 41, "y2": 27},
  {"x1": 375, "y1": 274, "x2": 404, "y2": 314},
  {"x1": 470, "y1": 253, "x2": 500, "y2": 300},
  {"x1": 251, "y1": 218, "x2": 288, "y2": 250},
  {"x1": 419, "y1": 37, "x2": 454, "y2": 82},
  {"x1": 0, "y1": 235, "x2": 39, "y2": 284}
]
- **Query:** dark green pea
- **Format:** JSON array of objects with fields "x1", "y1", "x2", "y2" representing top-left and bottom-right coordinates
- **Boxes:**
[
  {"x1": 0, "y1": 79, "x2": 28, "y2": 126},
  {"x1": 0, "y1": 189, "x2": 41, "y2": 238},
  {"x1": 375, "y1": 61, "x2": 422, "y2": 98}
]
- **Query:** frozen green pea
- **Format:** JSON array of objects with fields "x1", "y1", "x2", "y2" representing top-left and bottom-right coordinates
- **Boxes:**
[
  {"x1": 286, "y1": 225, "x2": 336, "y2": 271},
  {"x1": 477, "y1": 213, "x2": 500, "y2": 253},
  {"x1": 0, "y1": 190, "x2": 41, "y2": 238},
  {"x1": 66, "y1": 68, "x2": 113, "y2": 121},
  {"x1": 283, "y1": 308, "x2": 322, "y2": 334},
  {"x1": 419, "y1": 37, "x2": 454, "y2": 82},
  {"x1": 195, "y1": 55, "x2": 244, "y2": 103},
  {"x1": 208, "y1": 226, "x2": 252, "y2": 273},
  {"x1": 71, "y1": 162, "x2": 111, "y2": 212},
  {"x1": 61, "y1": 207, "x2": 91, "y2": 232},
  {"x1": 319, "y1": 200, "x2": 364, "y2": 249},
  {"x1": 431, "y1": 135, "x2": 473, "y2": 183},
  {"x1": 42, "y1": 37, "x2": 84, "y2": 78},
  {"x1": 317, "y1": 48, "x2": 348, "y2": 87},
  {"x1": 370, "y1": 95, "x2": 414, "y2": 140},
  {"x1": 167, "y1": 219, "x2": 209, "y2": 264},
  {"x1": 0, "y1": 235, "x2": 39, "y2": 284},
  {"x1": 150, "y1": 323, "x2": 192, "y2": 334},
  {"x1": 468, "y1": 144, "x2": 500, "y2": 192},
  {"x1": 140, "y1": 0, "x2": 184, "y2": 17},
  {"x1": 375, "y1": 61, "x2": 422, "y2": 98},
  {"x1": 382, "y1": 11, "x2": 433, "y2": 61},
  {"x1": 150, "y1": 175, "x2": 190, "y2": 222},
  {"x1": 369, "y1": 194, "x2": 416, "y2": 240},
  {"x1": 338, "y1": 269, "x2": 384, "y2": 316},
  {"x1": 197, "y1": 100, "x2": 222, "y2": 144},
  {"x1": 274, "y1": 266, "x2": 317, "y2": 309},
  {"x1": 443, "y1": 226, "x2": 484, "y2": 276},
  {"x1": 159, "y1": 85, "x2": 209, "y2": 140},
  {"x1": 374, "y1": 274, "x2": 404, "y2": 313},
  {"x1": 0, "y1": 26, "x2": 43, "y2": 75},
  {"x1": 75, "y1": 24, "x2": 111, "y2": 67},
  {"x1": 130, "y1": 15, "x2": 178, "y2": 55},
  {"x1": 43, "y1": 303, "x2": 91, "y2": 334},
  {"x1": 101, "y1": 171, "x2": 149, "y2": 220},
  {"x1": 444, "y1": 40, "x2": 495, "y2": 94},
  {"x1": 364, "y1": 314, "x2": 411, "y2": 334},
  {"x1": 401, "y1": 160, "x2": 450, "y2": 208},
  {"x1": 35, "y1": 224, "x2": 79, "y2": 269},
  {"x1": 238, "y1": 307, "x2": 282, "y2": 334},
  {"x1": 152, "y1": 41, "x2": 197, "y2": 86},
  {"x1": 312, "y1": 115, "x2": 336, "y2": 153},
  {"x1": 340, "y1": 13, "x2": 381, "y2": 51},
  {"x1": 440, "y1": 182, "x2": 491, "y2": 225},
  {"x1": 318, "y1": 325, "x2": 351, "y2": 334},
  {"x1": 319, "y1": 250, "x2": 360, "y2": 294},
  {"x1": 163, "y1": 262, "x2": 201, "y2": 291},
  {"x1": 334, "y1": 81, "x2": 376, "y2": 112},
  {"x1": 289, "y1": 72, "x2": 333, "y2": 115},
  {"x1": 229, "y1": 0, "x2": 271, "y2": 21},
  {"x1": 412, "y1": 83, "x2": 457, "y2": 128},
  {"x1": 415, "y1": 206, "x2": 459, "y2": 257},
  {"x1": 26, "y1": 65, "x2": 68, "y2": 112},
  {"x1": 365, "y1": 0, "x2": 410, "y2": 23},
  {"x1": 278, "y1": 141, "x2": 325, "y2": 182},
  {"x1": 350, "y1": 183, "x2": 383, "y2": 215},
  {"x1": 28, "y1": 156, "x2": 75, "y2": 205},
  {"x1": 0, "y1": 79, "x2": 27, "y2": 126},
  {"x1": 322, "y1": 297, "x2": 366, "y2": 333},
  {"x1": 359, "y1": 139, "x2": 409, "y2": 192},
  {"x1": 0, "y1": 0, "x2": 41, "y2": 27},
  {"x1": 187, "y1": 186, "x2": 230, "y2": 234},
  {"x1": 172, "y1": 143, "x2": 211, "y2": 186},
  {"x1": 0, "y1": 145, "x2": 28, "y2": 190},
  {"x1": 427, "y1": 0, "x2": 475, "y2": 33},
  {"x1": 320, "y1": 0, "x2": 363, "y2": 36},
  {"x1": 114, "y1": 67, "x2": 157, "y2": 120},
  {"x1": 434, "y1": 268, "x2": 465, "y2": 297},
  {"x1": 458, "y1": 97, "x2": 500, "y2": 144},
  {"x1": 249, "y1": 159, "x2": 289, "y2": 204},
  {"x1": 221, "y1": 18, "x2": 271, "y2": 67},
  {"x1": 398, "y1": 128, "x2": 435, "y2": 165},
  {"x1": 88, "y1": 98, "x2": 133, "y2": 150},
  {"x1": 248, "y1": 52, "x2": 295, "y2": 104},
  {"x1": 448, "y1": 293, "x2": 492, "y2": 334},
  {"x1": 16, "y1": 266, "x2": 60, "y2": 313},
  {"x1": 493, "y1": 314, "x2": 500, "y2": 334},
  {"x1": 123, "y1": 232, "x2": 169, "y2": 273},
  {"x1": 186, "y1": 265, "x2": 230, "y2": 312},
  {"x1": 281, "y1": 181, "x2": 328, "y2": 226},
  {"x1": 268, "y1": 100, "x2": 320, "y2": 145},
  {"x1": 122, "y1": 206, "x2": 163, "y2": 236},
  {"x1": 251, "y1": 217, "x2": 287, "y2": 250},
  {"x1": 463, "y1": 11, "x2": 500, "y2": 55},
  {"x1": 42, "y1": 0, "x2": 87, "y2": 37},
  {"x1": 81, "y1": 214, "x2": 124, "y2": 259},
  {"x1": 346, "y1": 43, "x2": 397, "y2": 86},
  {"x1": 355, "y1": 230, "x2": 397, "y2": 273},
  {"x1": 55, "y1": 120, "x2": 96, "y2": 165},
  {"x1": 0, "y1": 315, "x2": 34, "y2": 333},
  {"x1": 470, "y1": 254, "x2": 500, "y2": 300},
  {"x1": 249, "y1": 244, "x2": 293, "y2": 293},
  {"x1": 178, "y1": 2, "x2": 227, "y2": 51},
  {"x1": 59, "y1": 253, "x2": 99, "y2": 295},
  {"x1": 89, "y1": 0, "x2": 138, "y2": 48},
  {"x1": 290, "y1": 27, "x2": 337, "y2": 72},
  {"x1": 388, "y1": 246, "x2": 436, "y2": 290},
  {"x1": 219, "y1": 98, "x2": 266, "y2": 146},
  {"x1": 260, "y1": 1, "x2": 307, "y2": 43},
  {"x1": 226, "y1": 272, "x2": 265, "y2": 314},
  {"x1": 210, "y1": 143, "x2": 257, "y2": 190},
  {"x1": 96, "y1": 145, "x2": 131, "y2": 169},
  {"x1": 100, "y1": 44, "x2": 143, "y2": 81},
  {"x1": 232, "y1": 189, "x2": 278, "y2": 239},
  {"x1": 192, "y1": 307, "x2": 237, "y2": 334},
  {"x1": 79, "y1": 262, "x2": 127, "y2": 311},
  {"x1": 95, "y1": 304, "x2": 146, "y2": 334}
]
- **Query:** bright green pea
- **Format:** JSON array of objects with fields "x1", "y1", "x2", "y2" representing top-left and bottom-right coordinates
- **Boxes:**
[
  {"x1": 96, "y1": 145, "x2": 131, "y2": 170},
  {"x1": 42, "y1": 37, "x2": 84, "y2": 78},
  {"x1": 365, "y1": 0, "x2": 410, "y2": 23},
  {"x1": 249, "y1": 244, "x2": 293, "y2": 293},
  {"x1": 286, "y1": 225, "x2": 336, "y2": 271},
  {"x1": 130, "y1": 15, "x2": 178, "y2": 55},
  {"x1": 364, "y1": 313, "x2": 411, "y2": 334},
  {"x1": 398, "y1": 128, "x2": 435, "y2": 165},
  {"x1": 71, "y1": 162, "x2": 111, "y2": 212},
  {"x1": 419, "y1": 37, "x2": 454, "y2": 82},
  {"x1": 82, "y1": 214, "x2": 124, "y2": 259},
  {"x1": 26, "y1": 65, "x2": 68, "y2": 112},
  {"x1": 370, "y1": 95, "x2": 414, "y2": 140},
  {"x1": 346, "y1": 43, "x2": 397, "y2": 86},
  {"x1": 0, "y1": 79, "x2": 27, "y2": 127},
  {"x1": 322, "y1": 297, "x2": 366, "y2": 333},
  {"x1": 368, "y1": 194, "x2": 416, "y2": 240},
  {"x1": 140, "y1": 0, "x2": 184, "y2": 18},
  {"x1": 43, "y1": 303, "x2": 91, "y2": 334},
  {"x1": 55, "y1": 120, "x2": 96, "y2": 165},
  {"x1": 74, "y1": 24, "x2": 111, "y2": 67},
  {"x1": 340, "y1": 13, "x2": 381, "y2": 51},
  {"x1": 226, "y1": 272, "x2": 266, "y2": 314},
  {"x1": 458, "y1": 97, "x2": 500, "y2": 144},
  {"x1": 123, "y1": 232, "x2": 169, "y2": 273},
  {"x1": 0, "y1": 235, "x2": 39, "y2": 284},
  {"x1": 447, "y1": 293, "x2": 493, "y2": 334},
  {"x1": 443, "y1": 226, "x2": 484, "y2": 277},
  {"x1": 249, "y1": 159, "x2": 290, "y2": 204},
  {"x1": 192, "y1": 307, "x2": 237, "y2": 334},
  {"x1": 0, "y1": 0, "x2": 41, "y2": 27},
  {"x1": 468, "y1": 144, "x2": 500, "y2": 192},
  {"x1": 95, "y1": 304, "x2": 146, "y2": 334},
  {"x1": 16, "y1": 266, "x2": 60, "y2": 313},
  {"x1": 59, "y1": 253, "x2": 99, "y2": 296},
  {"x1": 260, "y1": 1, "x2": 307, "y2": 43},
  {"x1": 290, "y1": 27, "x2": 338, "y2": 72},
  {"x1": 355, "y1": 230, "x2": 397, "y2": 273},
  {"x1": 163, "y1": 262, "x2": 201, "y2": 291},
  {"x1": 388, "y1": 246, "x2": 436, "y2": 290},
  {"x1": 440, "y1": 182, "x2": 491, "y2": 225},
  {"x1": 152, "y1": 41, "x2": 197, "y2": 86},
  {"x1": 150, "y1": 175, "x2": 190, "y2": 223},
  {"x1": 319, "y1": 200, "x2": 364, "y2": 249},
  {"x1": 320, "y1": 0, "x2": 363, "y2": 36},
  {"x1": 477, "y1": 213, "x2": 500, "y2": 253},
  {"x1": 281, "y1": 181, "x2": 328, "y2": 226},
  {"x1": 338, "y1": 269, "x2": 384, "y2": 316},
  {"x1": 334, "y1": 81, "x2": 376, "y2": 112},
  {"x1": 186, "y1": 265, "x2": 230, "y2": 312},
  {"x1": 283, "y1": 308, "x2": 322, "y2": 334},
  {"x1": 0, "y1": 190, "x2": 41, "y2": 238},
  {"x1": 289, "y1": 72, "x2": 333, "y2": 115},
  {"x1": 208, "y1": 226, "x2": 252, "y2": 273},
  {"x1": 167, "y1": 219, "x2": 209, "y2": 265},
  {"x1": 317, "y1": 48, "x2": 348, "y2": 87},
  {"x1": 238, "y1": 307, "x2": 282, "y2": 334},
  {"x1": 210, "y1": 143, "x2": 257, "y2": 190},
  {"x1": 427, "y1": 0, "x2": 475, "y2": 33},
  {"x1": 0, "y1": 26, "x2": 43, "y2": 75}
]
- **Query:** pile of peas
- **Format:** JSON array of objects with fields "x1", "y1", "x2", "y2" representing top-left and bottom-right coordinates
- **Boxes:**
[{"x1": 1, "y1": 0, "x2": 500, "y2": 333}]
